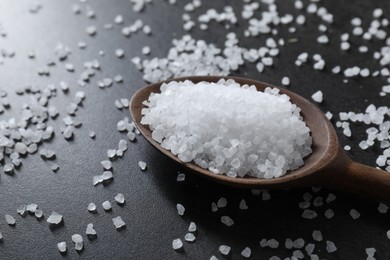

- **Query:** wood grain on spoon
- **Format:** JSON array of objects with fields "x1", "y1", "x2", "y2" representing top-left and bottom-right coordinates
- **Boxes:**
[{"x1": 130, "y1": 76, "x2": 390, "y2": 203}]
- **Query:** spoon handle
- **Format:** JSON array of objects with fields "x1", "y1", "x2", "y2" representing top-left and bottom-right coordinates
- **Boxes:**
[{"x1": 327, "y1": 160, "x2": 390, "y2": 204}]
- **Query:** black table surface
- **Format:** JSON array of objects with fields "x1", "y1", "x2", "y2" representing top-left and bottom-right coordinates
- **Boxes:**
[{"x1": 0, "y1": 0, "x2": 389, "y2": 259}]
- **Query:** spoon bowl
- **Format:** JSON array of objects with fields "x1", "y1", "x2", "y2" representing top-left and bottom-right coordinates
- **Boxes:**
[{"x1": 130, "y1": 76, "x2": 390, "y2": 203}]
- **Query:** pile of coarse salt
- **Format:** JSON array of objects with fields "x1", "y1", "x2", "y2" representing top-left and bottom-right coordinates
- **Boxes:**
[{"x1": 141, "y1": 79, "x2": 312, "y2": 179}]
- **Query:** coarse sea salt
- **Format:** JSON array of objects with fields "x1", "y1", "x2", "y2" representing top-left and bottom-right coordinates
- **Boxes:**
[{"x1": 141, "y1": 79, "x2": 312, "y2": 179}]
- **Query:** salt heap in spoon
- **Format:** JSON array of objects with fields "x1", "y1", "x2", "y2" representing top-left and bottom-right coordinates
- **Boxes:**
[{"x1": 141, "y1": 79, "x2": 312, "y2": 179}]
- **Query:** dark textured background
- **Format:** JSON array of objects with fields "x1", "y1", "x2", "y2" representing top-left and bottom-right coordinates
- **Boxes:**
[{"x1": 0, "y1": 0, "x2": 389, "y2": 259}]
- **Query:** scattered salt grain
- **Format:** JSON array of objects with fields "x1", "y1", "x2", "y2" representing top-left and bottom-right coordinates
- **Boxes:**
[
  {"x1": 377, "y1": 203, "x2": 389, "y2": 213},
  {"x1": 311, "y1": 90, "x2": 323, "y2": 103},
  {"x1": 5, "y1": 214, "x2": 15, "y2": 225},
  {"x1": 112, "y1": 216, "x2": 126, "y2": 229},
  {"x1": 302, "y1": 209, "x2": 318, "y2": 219},
  {"x1": 172, "y1": 238, "x2": 183, "y2": 250},
  {"x1": 138, "y1": 161, "x2": 147, "y2": 171},
  {"x1": 115, "y1": 193, "x2": 125, "y2": 205},
  {"x1": 219, "y1": 245, "x2": 231, "y2": 255},
  {"x1": 324, "y1": 209, "x2": 335, "y2": 219},
  {"x1": 387, "y1": 230, "x2": 390, "y2": 240},
  {"x1": 86, "y1": 26, "x2": 97, "y2": 36},
  {"x1": 281, "y1": 76, "x2": 290, "y2": 86},
  {"x1": 142, "y1": 46, "x2": 151, "y2": 55},
  {"x1": 217, "y1": 197, "x2": 227, "y2": 208},
  {"x1": 3, "y1": 164, "x2": 14, "y2": 174},
  {"x1": 221, "y1": 216, "x2": 234, "y2": 226},
  {"x1": 107, "y1": 149, "x2": 116, "y2": 159},
  {"x1": 34, "y1": 210, "x2": 43, "y2": 219},
  {"x1": 326, "y1": 240, "x2": 337, "y2": 253},
  {"x1": 46, "y1": 211, "x2": 62, "y2": 225},
  {"x1": 239, "y1": 199, "x2": 248, "y2": 210},
  {"x1": 101, "y1": 160, "x2": 112, "y2": 170},
  {"x1": 312, "y1": 230, "x2": 323, "y2": 241},
  {"x1": 188, "y1": 222, "x2": 197, "y2": 232},
  {"x1": 184, "y1": 233, "x2": 196, "y2": 242},
  {"x1": 241, "y1": 247, "x2": 251, "y2": 258},
  {"x1": 350, "y1": 209, "x2": 360, "y2": 219},
  {"x1": 17, "y1": 205, "x2": 27, "y2": 216},
  {"x1": 115, "y1": 49, "x2": 125, "y2": 58},
  {"x1": 177, "y1": 173, "x2": 185, "y2": 182},
  {"x1": 176, "y1": 203, "x2": 185, "y2": 216},
  {"x1": 27, "y1": 204, "x2": 38, "y2": 213},
  {"x1": 86, "y1": 223, "x2": 97, "y2": 236},
  {"x1": 366, "y1": 247, "x2": 376, "y2": 257},
  {"x1": 57, "y1": 242, "x2": 66, "y2": 253},
  {"x1": 88, "y1": 203, "x2": 96, "y2": 212},
  {"x1": 102, "y1": 201, "x2": 112, "y2": 211}
]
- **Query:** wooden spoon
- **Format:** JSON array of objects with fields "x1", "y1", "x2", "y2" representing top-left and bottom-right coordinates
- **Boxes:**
[{"x1": 130, "y1": 76, "x2": 390, "y2": 203}]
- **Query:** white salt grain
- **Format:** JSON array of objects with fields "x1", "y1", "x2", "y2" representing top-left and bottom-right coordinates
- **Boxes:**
[
  {"x1": 17, "y1": 205, "x2": 27, "y2": 216},
  {"x1": 101, "y1": 160, "x2": 112, "y2": 170},
  {"x1": 302, "y1": 209, "x2": 318, "y2": 219},
  {"x1": 115, "y1": 49, "x2": 125, "y2": 58},
  {"x1": 5, "y1": 214, "x2": 15, "y2": 225},
  {"x1": 217, "y1": 197, "x2": 227, "y2": 208},
  {"x1": 47, "y1": 211, "x2": 63, "y2": 225},
  {"x1": 88, "y1": 203, "x2": 96, "y2": 212},
  {"x1": 86, "y1": 223, "x2": 97, "y2": 236},
  {"x1": 177, "y1": 173, "x2": 185, "y2": 182},
  {"x1": 57, "y1": 242, "x2": 66, "y2": 253},
  {"x1": 282, "y1": 77, "x2": 290, "y2": 86},
  {"x1": 239, "y1": 199, "x2": 248, "y2": 210},
  {"x1": 138, "y1": 161, "x2": 147, "y2": 171},
  {"x1": 176, "y1": 203, "x2": 185, "y2": 216},
  {"x1": 219, "y1": 245, "x2": 231, "y2": 255},
  {"x1": 34, "y1": 210, "x2": 43, "y2": 219},
  {"x1": 102, "y1": 201, "x2": 112, "y2": 211},
  {"x1": 350, "y1": 209, "x2": 360, "y2": 219},
  {"x1": 312, "y1": 230, "x2": 323, "y2": 241},
  {"x1": 221, "y1": 216, "x2": 234, "y2": 226},
  {"x1": 27, "y1": 204, "x2": 38, "y2": 213},
  {"x1": 324, "y1": 209, "x2": 335, "y2": 219},
  {"x1": 378, "y1": 203, "x2": 389, "y2": 213},
  {"x1": 188, "y1": 222, "x2": 197, "y2": 232},
  {"x1": 184, "y1": 233, "x2": 196, "y2": 242},
  {"x1": 112, "y1": 216, "x2": 126, "y2": 229},
  {"x1": 326, "y1": 241, "x2": 337, "y2": 253},
  {"x1": 172, "y1": 238, "x2": 183, "y2": 250},
  {"x1": 115, "y1": 193, "x2": 125, "y2": 205},
  {"x1": 241, "y1": 247, "x2": 251, "y2": 258},
  {"x1": 311, "y1": 91, "x2": 323, "y2": 103}
]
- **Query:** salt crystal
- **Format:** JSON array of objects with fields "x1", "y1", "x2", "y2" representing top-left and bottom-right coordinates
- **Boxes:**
[
  {"x1": 177, "y1": 173, "x2": 185, "y2": 182},
  {"x1": 188, "y1": 222, "x2": 197, "y2": 232},
  {"x1": 102, "y1": 201, "x2": 112, "y2": 211},
  {"x1": 176, "y1": 203, "x2": 185, "y2": 216},
  {"x1": 302, "y1": 209, "x2": 317, "y2": 219},
  {"x1": 281, "y1": 77, "x2": 290, "y2": 86},
  {"x1": 217, "y1": 197, "x2": 227, "y2": 208},
  {"x1": 75, "y1": 242, "x2": 83, "y2": 251},
  {"x1": 86, "y1": 223, "x2": 97, "y2": 236},
  {"x1": 241, "y1": 247, "x2": 251, "y2": 258},
  {"x1": 5, "y1": 214, "x2": 15, "y2": 225},
  {"x1": 115, "y1": 193, "x2": 125, "y2": 205},
  {"x1": 387, "y1": 230, "x2": 390, "y2": 240},
  {"x1": 86, "y1": 26, "x2": 97, "y2": 36},
  {"x1": 324, "y1": 209, "x2": 334, "y2": 218},
  {"x1": 107, "y1": 149, "x2": 116, "y2": 159},
  {"x1": 350, "y1": 209, "x2": 360, "y2": 219},
  {"x1": 34, "y1": 210, "x2": 43, "y2": 219},
  {"x1": 311, "y1": 91, "x2": 323, "y2": 103},
  {"x1": 142, "y1": 46, "x2": 151, "y2": 55},
  {"x1": 112, "y1": 216, "x2": 126, "y2": 229},
  {"x1": 47, "y1": 211, "x2": 63, "y2": 225},
  {"x1": 172, "y1": 238, "x2": 183, "y2": 250},
  {"x1": 210, "y1": 256, "x2": 218, "y2": 260},
  {"x1": 312, "y1": 230, "x2": 323, "y2": 241},
  {"x1": 17, "y1": 205, "x2": 27, "y2": 216},
  {"x1": 115, "y1": 49, "x2": 125, "y2": 58},
  {"x1": 239, "y1": 199, "x2": 248, "y2": 210},
  {"x1": 219, "y1": 245, "x2": 231, "y2": 255},
  {"x1": 3, "y1": 164, "x2": 14, "y2": 174},
  {"x1": 88, "y1": 203, "x2": 96, "y2": 212},
  {"x1": 378, "y1": 203, "x2": 389, "y2": 213},
  {"x1": 58, "y1": 242, "x2": 66, "y2": 253},
  {"x1": 101, "y1": 160, "x2": 112, "y2": 170},
  {"x1": 184, "y1": 233, "x2": 196, "y2": 242},
  {"x1": 27, "y1": 204, "x2": 38, "y2": 213},
  {"x1": 221, "y1": 216, "x2": 234, "y2": 226},
  {"x1": 326, "y1": 240, "x2": 337, "y2": 253},
  {"x1": 138, "y1": 161, "x2": 147, "y2": 171}
]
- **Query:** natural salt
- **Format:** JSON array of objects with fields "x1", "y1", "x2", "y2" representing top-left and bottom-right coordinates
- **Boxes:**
[{"x1": 141, "y1": 80, "x2": 312, "y2": 179}]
